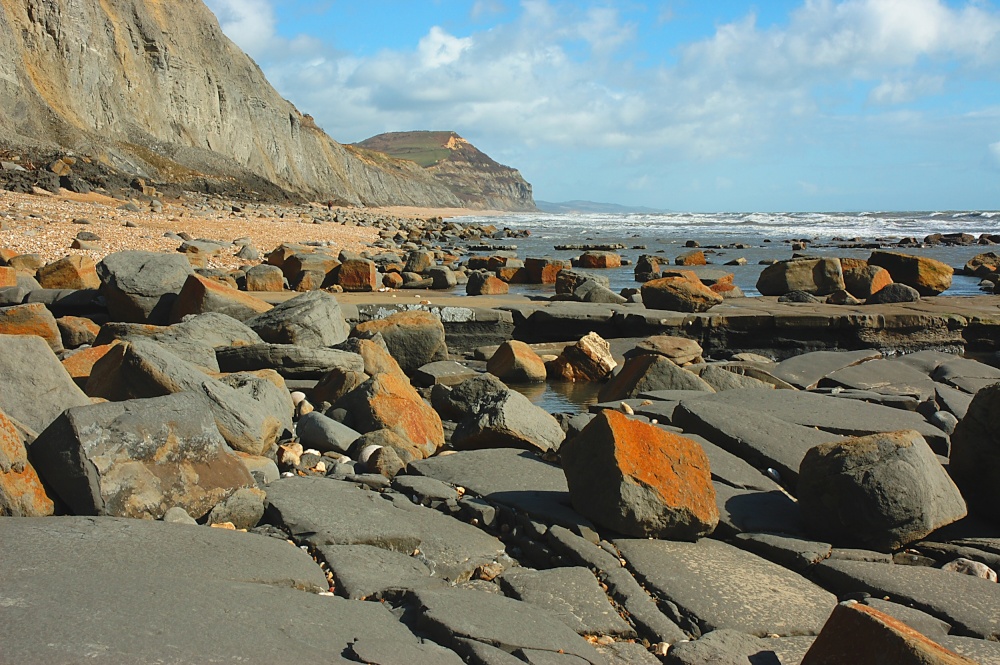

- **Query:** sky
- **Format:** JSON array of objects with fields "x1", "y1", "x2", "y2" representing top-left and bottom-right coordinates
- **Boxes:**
[{"x1": 203, "y1": 0, "x2": 1000, "y2": 212}]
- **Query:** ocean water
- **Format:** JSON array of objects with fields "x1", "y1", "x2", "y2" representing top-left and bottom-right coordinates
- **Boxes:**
[{"x1": 456, "y1": 210, "x2": 1000, "y2": 297}]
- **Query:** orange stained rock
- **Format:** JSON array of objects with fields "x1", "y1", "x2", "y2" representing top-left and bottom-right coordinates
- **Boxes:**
[
  {"x1": 61, "y1": 340, "x2": 121, "y2": 381},
  {"x1": 366, "y1": 372, "x2": 444, "y2": 457},
  {"x1": 603, "y1": 409, "x2": 717, "y2": 521},
  {"x1": 0, "y1": 409, "x2": 54, "y2": 516}
]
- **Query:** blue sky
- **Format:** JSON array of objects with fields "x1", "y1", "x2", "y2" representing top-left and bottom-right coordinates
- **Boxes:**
[{"x1": 204, "y1": 0, "x2": 1000, "y2": 212}]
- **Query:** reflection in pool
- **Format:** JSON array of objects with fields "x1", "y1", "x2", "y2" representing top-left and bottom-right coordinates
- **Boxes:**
[{"x1": 508, "y1": 381, "x2": 603, "y2": 415}]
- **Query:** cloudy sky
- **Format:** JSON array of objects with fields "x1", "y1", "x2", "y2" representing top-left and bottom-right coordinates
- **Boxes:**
[{"x1": 204, "y1": 0, "x2": 1000, "y2": 212}]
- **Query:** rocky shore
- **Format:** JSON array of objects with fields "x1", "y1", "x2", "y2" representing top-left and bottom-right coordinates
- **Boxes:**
[{"x1": 1, "y1": 186, "x2": 1000, "y2": 664}]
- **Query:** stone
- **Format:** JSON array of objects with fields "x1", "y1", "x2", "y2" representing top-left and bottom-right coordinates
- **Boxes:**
[
  {"x1": 266, "y1": 476, "x2": 506, "y2": 583},
  {"x1": 868, "y1": 250, "x2": 953, "y2": 296},
  {"x1": 320, "y1": 543, "x2": 447, "y2": 599},
  {"x1": 664, "y1": 630, "x2": 783, "y2": 665},
  {"x1": 0, "y1": 334, "x2": 90, "y2": 435},
  {"x1": 800, "y1": 601, "x2": 978, "y2": 665},
  {"x1": 353, "y1": 310, "x2": 448, "y2": 374},
  {"x1": 713, "y1": 483, "x2": 805, "y2": 538},
  {"x1": 813, "y1": 559, "x2": 1000, "y2": 640},
  {"x1": 626, "y1": 335, "x2": 703, "y2": 365},
  {"x1": 428, "y1": 266, "x2": 458, "y2": 289},
  {"x1": 577, "y1": 251, "x2": 622, "y2": 269},
  {"x1": 61, "y1": 342, "x2": 121, "y2": 387},
  {"x1": 818, "y1": 359, "x2": 938, "y2": 402},
  {"x1": 29, "y1": 392, "x2": 256, "y2": 519},
  {"x1": 950, "y1": 383, "x2": 1000, "y2": 522},
  {"x1": 0, "y1": 516, "x2": 427, "y2": 663},
  {"x1": 404, "y1": 249, "x2": 436, "y2": 274},
  {"x1": 36, "y1": 255, "x2": 101, "y2": 289},
  {"x1": 206, "y1": 486, "x2": 266, "y2": 530},
  {"x1": 561, "y1": 410, "x2": 718, "y2": 539},
  {"x1": 546, "y1": 331, "x2": 617, "y2": 382},
  {"x1": 617, "y1": 537, "x2": 837, "y2": 637},
  {"x1": 798, "y1": 430, "x2": 967, "y2": 551},
  {"x1": 843, "y1": 265, "x2": 893, "y2": 299},
  {"x1": 412, "y1": 360, "x2": 479, "y2": 387},
  {"x1": 498, "y1": 566, "x2": 636, "y2": 637},
  {"x1": 0, "y1": 301, "x2": 64, "y2": 352},
  {"x1": 932, "y1": 356, "x2": 1000, "y2": 394},
  {"x1": 598, "y1": 354, "x2": 715, "y2": 402},
  {"x1": 467, "y1": 271, "x2": 509, "y2": 295},
  {"x1": 169, "y1": 273, "x2": 272, "y2": 323},
  {"x1": 216, "y1": 343, "x2": 363, "y2": 379},
  {"x1": 96, "y1": 250, "x2": 195, "y2": 324},
  {"x1": 296, "y1": 410, "x2": 361, "y2": 455},
  {"x1": 861, "y1": 599, "x2": 952, "y2": 640},
  {"x1": 867, "y1": 282, "x2": 922, "y2": 303},
  {"x1": 525, "y1": 257, "x2": 572, "y2": 284},
  {"x1": 769, "y1": 349, "x2": 882, "y2": 390},
  {"x1": 734, "y1": 533, "x2": 832, "y2": 573},
  {"x1": 674, "y1": 398, "x2": 844, "y2": 491},
  {"x1": 0, "y1": 408, "x2": 53, "y2": 516},
  {"x1": 245, "y1": 290, "x2": 350, "y2": 348},
  {"x1": 336, "y1": 258, "x2": 378, "y2": 291},
  {"x1": 695, "y1": 365, "x2": 775, "y2": 392},
  {"x1": 487, "y1": 340, "x2": 547, "y2": 383},
  {"x1": 641, "y1": 276, "x2": 722, "y2": 312},
  {"x1": 756, "y1": 258, "x2": 845, "y2": 296},
  {"x1": 451, "y1": 374, "x2": 565, "y2": 454},
  {"x1": 941, "y1": 557, "x2": 998, "y2": 582},
  {"x1": 56, "y1": 315, "x2": 100, "y2": 348},
  {"x1": 674, "y1": 249, "x2": 706, "y2": 266},
  {"x1": 779, "y1": 290, "x2": 823, "y2": 303},
  {"x1": 0, "y1": 266, "x2": 15, "y2": 288},
  {"x1": 244, "y1": 264, "x2": 284, "y2": 291},
  {"x1": 335, "y1": 372, "x2": 445, "y2": 458}
]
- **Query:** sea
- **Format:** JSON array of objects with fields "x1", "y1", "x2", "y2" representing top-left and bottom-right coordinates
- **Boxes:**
[
  {"x1": 455, "y1": 210, "x2": 1000, "y2": 297},
  {"x1": 451, "y1": 209, "x2": 1000, "y2": 412}
]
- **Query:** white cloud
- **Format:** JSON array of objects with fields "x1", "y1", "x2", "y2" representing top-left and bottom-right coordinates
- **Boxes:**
[
  {"x1": 204, "y1": 0, "x2": 278, "y2": 58},
  {"x1": 418, "y1": 27, "x2": 473, "y2": 68},
  {"x1": 868, "y1": 76, "x2": 944, "y2": 105}
]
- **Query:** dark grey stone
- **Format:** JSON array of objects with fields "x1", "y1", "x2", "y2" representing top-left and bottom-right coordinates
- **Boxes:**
[
  {"x1": 935, "y1": 384, "x2": 974, "y2": 420},
  {"x1": 734, "y1": 533, "x2": 832, "y2": 573},
  {"x1": 696, "y1": 365, "x2": 775, "y2": 392},
  {"x1": 319, "y1": 543, "x2": 447, "y2": 599},
  {"x1": 768, "y1": 350, "x2": 882, "y2": 390},
  {"x1": 681, "y1": 431, "x2": 782, "y2": 492},
  {"x1": 937, "y1": 636, "x2": 1000, "y2": 664},
  {"x1": 598, "y1": 355, "x2": 714, "y2": 402},
  {"x1": 403, "y1": 588, "x2": 604, "y2": 664},
  {"x1": 265, "y1": 476, "x2": 506, "y2": 582},
  {"x1": 664, "y1": 629, "x2": 781, "y2": 665},
  {"x1": 947, "y1": 381, "x2": 1000, "y2": 522},
  {"x1": 818, "y1": 359, "x2": 938, "y2": 402},
  {"x1": 412, "y1": 360, "x2": 480, "y2": 387},
  {"x1": 0, "y1": 516, "x2": 423, "y2": 664},
  {"x1": 860, "y1": 598, "x2": 951, "y2": 639},
  {"x1": 690, "y1": 388, "x2": 949, "y2": 455},
  {"x1": 814, "y1": 558, "x2": 1000, "y2": 640},
  {"x1": 674, "y1": 399, "x2": 843, "y2": 492},
  {"x1": 451, "y1": 375, "x2": 565, "y2": 453},
  {"x1": 0, "y1": 333, "x2": 90, "y2": 436},
  {"x1": 349, "y1": 637, "x2": 465, "y2": 665},
  {"x1": 97, "y1": 250, "x2": 194, "y2": 324},
  {"x1": 391, "y1": 475, "x2": 459, "y2": 504},
  {"x1": 408, "y1": 448, "x2": 595, "y2": 532},
  {"x1": 499, "y1": 566, "x2": 636, "y2": 637},
  {"x1": 216, "y1": 343, "x2": 364, "y2": 379},
  {"x1": 597, "y1": 642, "x2": 662, "y2": 664},
  {"x1": 296, "y1": 411, "x2": 361, "y2": 455},
  {"x1": 866, "y1": 282, "x2": 922, "y2": 303},
  {"x1": 713, "y1": 483, "x2": 805, "y2": 538},
  {"x1": 616, "y1": 538, "x2": 836, "y2": 637},
  {"x1": 244, "y1": 290, "x2": 350, "y2": 348}
]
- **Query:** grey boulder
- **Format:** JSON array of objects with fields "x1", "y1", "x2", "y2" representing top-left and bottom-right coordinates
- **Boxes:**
[
  {"x1": 949, "y1": 382, "x2": 1000, "y2": 522},
  {"x1": 598, "y1": 354, "x2": 715, "y2": 402},
  {"x1": 216, "y1": 343, "x2": 364, "y2": 379},
  {"x1": 245, "y1": 290, "x2": 350, "y2": 347},
  {"x1": 0, "y1": 334, "x2": 90, "y2": 436},
  {"x1": 96, "y1": 250, "x2": 194, "y2": 324},
  {"x1": 450, "y1": 374, "x2": 565, "y2": 453},
  {"x1": 296, "y1": 411, "x2": 361, "y2": 455}
]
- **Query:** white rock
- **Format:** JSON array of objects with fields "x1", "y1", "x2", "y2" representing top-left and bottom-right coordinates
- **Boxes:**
[{"x1": 942, "y1": 557, "x2": 998, "y2": 582}]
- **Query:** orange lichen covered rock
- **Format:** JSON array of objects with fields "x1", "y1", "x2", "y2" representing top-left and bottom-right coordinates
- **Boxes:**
[
  {"x1": 0, "y1": 302, "x2": 64, "y2": 352},
  {"x1": 674, "y1": 250, "x2": 707, "y2": 266},
  {"x1": 578, "y1": 251, "x2": 622, "y2": 269},
  {"x1": 801, "y1": 601, "x2": 978, "y2": 665},
  {"x1": 868, "y1": 250, "x2": 953, "y2": 296},
  {"x1": 560, "y1": 409, "x2": 718, "y2": 539},
  {"x1": 487, "y1": 340, "x2": 547, "y2": 383},
  {"x1": 337, "y1": 372, "x2": 444, "y2": 458},
  {"x1": 336, "y1": 259, "x2": 378, "y2": 292},
  {"x1": 36, "y1": 255, "x2": 101, "y2": 289},
  {"x1": 57, "y1": 315, "x2": 102, "y2": 348},
  {"x1": 169, "y1": 274, "x2": 272, "y2": 323},
  {"x1": 0, "y1": 266, "x2": 16, "y2": 288},
  {"x1": 641, "y1": 276, "x2": 723, "y2": 313},
  {"x1": 524, "y1": 257, "x2": 571, "y2": 284},
  {"x1": 0, "y1": 408, "x2": 54, "y2": 517},
  {"x1": 844, "y1": 265, "x2": 893, "y2": 299},
  {"x1": 61, "y1": 341, "x2": 122, "y2": 387}
]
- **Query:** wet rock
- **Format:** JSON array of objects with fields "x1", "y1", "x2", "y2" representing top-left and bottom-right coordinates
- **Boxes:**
[
  {"x1": 0, "y1": 334, "x2": 90, "y2": 435},
  {"x1": 869, "y1": 250, "x2": 953, "y2": 296},
  {"x1": 598, "y1": 354, "x2": 715, "y2": 402},
  {"x1": 801, "y1": 601, "x2": 979, "y2": 665},
  {"x1": 487, "y1": 340, "x2": 547, "y2": 383},
  {"x1": 466, "y1": 271, "x2": 509, "y2": 295},
  {"x1": 245, "y1": 290, "x2": 350, "y2": 348},
  {"x1": 169, "y1": 273, "x2": 272, "y2": 323},
  {"x1": 0, "y1": 301, "x2": 64, "y2": 352},
  {"x1": 843, "y1": 265, "x2": 892, "y2": 299},
  {"x1": 29, "y1": 392, "x2": 256, "y2": 519},
  {"x1": 756, "y1": 258, "x2": 845, "y2": 296},
  {"x1": 353, "y1": 310, "x2": 448, "y2": 374},
  {"x1": 641, "y1": 276, "x2": 722, "y2": 312},
  {"x1": 96, "y1": 250, "x2": 194, "y2": 324},
  {"x1": 798, "y1": 430, "x2": 967, "y2": 551},
  {"x1": 0, "y1": 407, "x2": 53, "y2": 516},
  {"x1": 36, "y1": 255, "x2": 101, "y2": 290},
  {"x1": 546, "y1": 331, "x2": 617, "y2": 382},
  {"x1": 561, "y1": 410, "x2": 718, "y2": 539}
]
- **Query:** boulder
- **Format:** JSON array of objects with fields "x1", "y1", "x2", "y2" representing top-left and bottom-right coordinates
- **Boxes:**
[
  {"x1": 0, "y1": 334, "x2": 90, "y2": 435},
  {"x1": 641, "y1": 276, "x2": 722, "y2": 312},
  {"x1": 0, "y1": 266, "x2": 15, "y2": 288},
  {"x1": 599, "y1": 354, "x2": 715, "y2": 402},
  {"x1": 403, "y1": 249, "x2": 435, "y2": 274},
  {"x1": 949, "y1": 383, "x2": 1000, "y2": 522},
  {"x1": 0, "y1": 407, "x2": 54, "y2": 516},
  {"x1": 626, "y1": 335, "x2": 703, "y2": 365},
  {"x1": 169, "y1": 274, "x2": 272, "y2": 323},
  {"x1": 868, "y1": 250, "x2": 953, "y2": 296},
  {"x1": 486, "y1": 340, "x2": 547, "y2": 383},
  {"x1": 0, "y1": 302, "x2": 64, "y2": 352},
  {"x1": 798, "y1": 430, "x2": 967, "y2": 551},
  {"x1": 561, "y1": 410, "x2": 718, "y2": 539},
  {"x1": 578, "y1": 251, "x2": 622, "y2": 269},
  {"x1": 96, "y1": 251, "x2": 194, "y2": 324},
  {"x1": 352, "y1": 310, "x2": 448, "y2": 374},
  {"x1": 206, "y1": 486, "x2": 266, "y2": 530},
  {"x1": 466, "y1": 271, "x2": 509, "y2": 295},
  {"x1": 756, "y1": 258, "x2": 845, "y2": 296},
  {"x1": 336, "y1": 258, "x2": 378, "y2": 292},
  {"x1": 573, "y1": 279, "x2": 628, "y2": 303},
  {"x1": 867, "y1": 283, "x2": 921, "y2": 304},
  {"x1": 244, "y1": 264, "x2": 284, "y2": 291},
  {"x1": 36, "y1": 255, "x2": 101, "y2": 290},
  {"x1": 29, "y1": 392, "x2": 255, "y2": 519},
  {"x1": 674, "y1": 249, "x2": 706, "y2": 266},
  {"x1": 843, "y1": 265, "x2": 893, "y2": 299},
  {"x1": 451, "y1": 374, "x2": 565, "y2": 453},
  {"x1": 245, "y1": 290, "x2": 350, "y2": 347},
  {"x1": 525, "y1": 257, "x2": 571, "y2": 284},
  {"x1": 546, "y1": 331, "x2": 617, "y2": 382},
  {"x1": 411, "y1": 360, "x2": 479, "y2": 387},
  {"x1": 56, "y1": 315, "x2": 100, "y2": 348},
  {"x1": 427, "y1": 266, "x2": 457, "y2": 289},
  {"x1": 336, "y1": 372, "x2": 444, "y2": 458},
  {"x1": 215, "y1": 343, "x2": 363, "y2": 379},
  {"x1": 801, "y1": 601, "x2": 978, "y2": 665},
  {"x1": 61, "y1": 341, "x2": 121, "y2": 387}
]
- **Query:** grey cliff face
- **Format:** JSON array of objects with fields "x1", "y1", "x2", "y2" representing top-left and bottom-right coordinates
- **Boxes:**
[{"x1": 0, "y1": 0, "x2": 463, "y2": 206}]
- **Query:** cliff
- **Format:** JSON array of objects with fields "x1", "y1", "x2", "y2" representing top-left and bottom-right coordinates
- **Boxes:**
[
  {"x1": 0, "y1": 0, "x2": 463, "y2": 206},
  {"x1": 355, "y1": 131, "x2": 537, "y2": 211}
]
